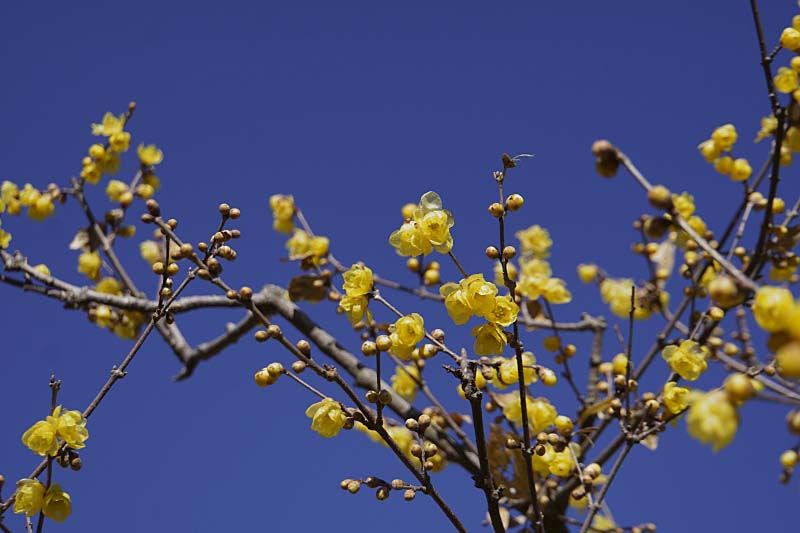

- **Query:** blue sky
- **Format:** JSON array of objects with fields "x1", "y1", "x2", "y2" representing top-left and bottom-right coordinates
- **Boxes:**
[{"x1": 2, "y1": 1, "x2": 799, "y2": 531}]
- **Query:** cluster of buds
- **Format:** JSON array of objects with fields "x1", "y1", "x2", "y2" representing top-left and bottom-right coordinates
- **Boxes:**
[
  {"x1": 254, "y1": 362, "x2": 285, "y2": 388},
  {"x1": 339, "y1": 476, "x2": 421, "y2": 502}
]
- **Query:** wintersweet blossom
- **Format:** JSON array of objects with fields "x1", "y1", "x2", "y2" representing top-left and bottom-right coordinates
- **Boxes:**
[
  {"x1": 13, "y1": 479, "x2": 45, "y2": 517},
  {"x1": 687, "y1": 390, "x2": 738, "y2": 451},
  {"x1": 661, "y1": 340, "x2": 708, "y2": 381},
  {"x1": 305, "y1": 398, "x2": 347, "y2": 438}
]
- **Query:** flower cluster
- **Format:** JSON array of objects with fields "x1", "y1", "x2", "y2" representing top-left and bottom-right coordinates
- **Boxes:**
[
  {"x1": 497, "y1": 393, "x2": 558, "y2": 433},
  {"x1": 439, "y1": 273, "x2": 519, "y2": 355},
  {"x1": 661, "y1": 340, "x2": 709, "y2": 381},
  {"x1": 13, "y1": 480, "x2": 71, "y2": 522},
  {"x1": 286, "y1": 229, "x2": 330, "y2": 264},
  {"x1": 269, "y1": 194, "x2": 295, "y2": 233},
  {"x1": 1, "y1": 180, "x2": 57, "y2": 222},
  {"x1": 389, "y1": 191, "x2": 454, "y2": 256},
  {"x1": 698, "y1": 124, "x2": 752, "y2": 182},
  {"x1": 391, "y1": 364, "x2": 420, "y2": 401},
  {"x1": 21, "y1": 406, "x2": 89, "y2": 456},
  {"x1": 508, "y1": 225, "x2": 572, "y2": 304},
  {"x1": 751, "y1": 286, "x2": 800, "y2": 378},
  {"x1": 388, "y1": 313, "x2": 426, "y2": 360},
  {"x1": 686, "y1": 390, "x2": 739, "y2": 451}
]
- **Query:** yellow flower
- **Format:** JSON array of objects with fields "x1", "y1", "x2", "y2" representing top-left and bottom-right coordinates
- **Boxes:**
[
  {"x1": 577, "y1": 263, "x2": 598, "y2": 283},
  {"x1": 471, "y1": 322, "x2": 507, "y2": 356},
  {"x1": 305, "y1": 397, "x2": 347, "y2": 438},
  {"x1": 19, "y1": 184, "x2": 40, "y2": 206},
  {"x1": 105, "y1": 180, "x2": 129, "y2": 202},
  {"x1": 528, "y1": 397, "x2": 558, "y2": 433},
  {"x1": 56, "y1": 408, "x2": 88, "y2": 450},
  {"x1": 494, "y1": 260, "x2": 517, "y2": 285},
  {"x1": 462, "y1": 274, "x2": 498, "y2": 317},
  {"x1": 531, "y1": 442, "x2": 556, "y2": 476},
  {"x1": 95, "y1": 305, "x2": 114, "y2": 328},
  {"x1": 755, "y1": 115, "x2": 778, "y2": 142},
  {"x1": 592, "y1": 516, "x2": 617, "y2": 532},
  {"x1": 109, "y1": 131, "x2": 131, "y2": 153},
  {"x1": 698, "y1": 139, "x2": 721, "y2": 162},
  {"x1": 388, "y1": 220, "x2": 431, "y2": 257},
  {"x1": 1, "y1": 180, "x2": 19, "y2": 203},
  {"x1": 342, "y1": 264, "x2": 373, "y2": 297},
  {"x1": 672, "y1": 192, "x2": 695, "y2": 218},
  {"x1": 770, "y1": 264, "x2": 797, "y2": 282},
  {"x1": 775, "y1": 67, "x2": 799, "y2": 93},
  {"x1": 80, "y1": 161, "x2": 101, "y2": 184},
  {"x1": 42, "y1": 484, "x2": 72, "y2": 522},
  {"x1": 491, "y1": 352, "x2": 536, "y2": 389},
  {"x1": 78, "y1": 251, "x2": 102, "y2": 280},
  {"x1": 91, "y1": 112, "x2": 124, "y2": 136},
  {"x1": 752, "y1": 286, "x2": 794, "y2": 332},
  {"x1": 498, "y1": 394, "x2": 557, "y2": 433},
  {"x1": 485, "y1": 294, "x2": 519, "y2": 327},
  {"x1": 730, "y1": 158, "x2": 752, "y2": 182},
  {"x1": 339, "y1": 294, "x2": 371, "y2": 325},
  {"x1": 0, "y1": 223, "x2": 11, "y2": 249},
  {"x1": 661, "y1": 340, "x2": 708, "y2": 381},
  {"x1": 28, "y1": 194, "x2": 55, "y2": 221},
  {"x1": 389, "y1": 191, "x2": 453, "y2": 256},
  {"x1": 713, "y1": 156, "x2": 733, "y2": 175},
  {"x1": 21, "y1": 416, "x2": 59, "y2": 456},
  {"x1": 515, "y1": 224, "x2": 552, "y2": 258},
  {"x1": 137, "y1": 144, "x2": 164, "y2": 166},
  {"x1": 457, "y1": 368, "x2": 488, "y2": 398},
  {"x1": 391, "y1": 364, "x2": 420, "y2": 401},
  {"x1": 548, "y1": 448, "x2": 574, "y2": 477},
  {"x1": 389, "y1": 313, "x2": 426, "y2": 360},
  {"x1": 440, "y1": 282, "x2": 472, "y2": 325},
  {"x1": 13, "y1": 479, "x2": 45, "y2": 517},
  {"x1": 687, "y1": 390, "x2": 738, "y2": 451},
  {"x1": 269, "y1": 194, "x2": 295, "y2": 234},
  {"x1": 781, "y1": 27, "x2": 800, "y2": 50},
  {"x1": 662, "y1": 381, "x2": 691, "y2": 414},
  {"x1": 139, "y1": 240, "x2": 162, "y2": 265},
  {"x1": 776, "y1": 340, "x2": 800, "y2": 379},
  {"x1": 95, "y1": 277, "x2": 122, "y2": 295},
  {"x1": 711, "y1": 124, "x2": 737, "y2": 151}
]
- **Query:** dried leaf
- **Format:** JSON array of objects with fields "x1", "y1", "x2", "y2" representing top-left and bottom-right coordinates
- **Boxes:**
[{"x1": 288, "y1": 274, "x2": 328, "y2": 302}]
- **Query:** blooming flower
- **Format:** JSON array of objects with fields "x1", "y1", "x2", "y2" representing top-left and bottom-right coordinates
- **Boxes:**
[
  {"x1": 339, "y1": 295, "x2": 371, "y2": 325},
  {"x1": 515, "y1": 224, "x2": 552, "y2": 258},
  {"x1": 13, "y1": 479, "x2": 45, "y2": 517},
  {"x1": 342, "y1": 264, "x2": 373, "y2": 297},
  {"x1": 21, "y1": 418, "x2": 59, "y2": 456},
  {"x1": 137, "y1": 144, "x2": 164, "y2": 166},
  {"x1": 305, "y1": 397, "x2": 347, "y2": 438},
  {"x1": 105, "y1": 180, "x2": 129, "y2": 202},
  {"x1": 577, "y1": 263, "x2": 598, "y2": 283},
  {"x1": 78, "y1": 251, "x2": 102, "y2": 280},
  {"x1": 391, "y1": 364, "x2": 420, "y2": 401},
  {"x1": 42, "y1": 484, "x2": 72, "y2": 522},
  {"x1": 389, "y1": 313, "x2": 426, "y2": 360},
  {"x1": 752, "y1": 286, "x2": 794, "y2": 332},
  {"x1": 55, "y1": 407, "x2": 88, "y2": 449},
  {"x1": 471, "y1": 321, "x2": 507, "y2": 356},
  {"x1": 269, "y1": 194, "x2": 295, "y2": 234},
  {"x1": 686, "y1": 390, "x2": 738, "y2": 451},
  {"x1": 139, "y1": 240, "x2": 162, "y2": 265},
  {"x1": 490, "y1": 352, "x2": 536, "y2": 389},
  {"x1": 389, "y1": 191, "x2": 454, "y2": 256},
  {"x1": 711, "y1": 124, "x2": 737, "y2": 152},
  {"x1": 662, "y1": 381, "x2": 691, "y2": 414},
  {"x1": 662, "y1": 340, "x2": 708, "y2": 381},
  {"x1": 91, "y1": 112, "x2": 124, "y2": 137}
]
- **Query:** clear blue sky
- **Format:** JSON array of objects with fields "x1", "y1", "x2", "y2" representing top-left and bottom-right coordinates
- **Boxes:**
[{"x1": 2, "y1": 1, "x2": 799, "y2": 531}]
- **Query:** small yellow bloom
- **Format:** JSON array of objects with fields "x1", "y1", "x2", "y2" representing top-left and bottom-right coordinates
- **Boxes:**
[
  {"x1": 491, "y1": 352, "x2": 536, "y2": 389},
  {"x1": 342, "y1": 264, "x2": 373, "y2": 297},
  {"x1": 28, "y1": 194, "x2": 55, "y2": 221},
  {"x1": 42, "y1": 484, "x2": 72, "y2": 522},
  {"x1": 698, "y1": 139, "x2": 721, "y2": 162},
  {"x1": 305, "y1": 397, "x2": 347, "y2": 438},
  {"x1": 755, "y1": 115, "x2": 778, "y2": 142},
  {"x1": 440, "y1": 282, "x2": 472, "y2": 325},
  {"x1": 781, "y1": 27, "x2": 800, "y2": 50},
  {"x1": 78, "y1": 251, "x2": 102, "y2": 280},
  {"x1": 56, "y1": 408, "x2": 89, "y2": 450},
  {"x1": 730, "y1": 158, "x2": 752, "y2": 182},
  {"x1": 471, "y1": 321, "x2": 507, "y2": 356},
  {"x1": 713, "y1": 156, "x2": 733, "y2": 175},
  {"x1": 109, "y1": 131, "x2": 131, "y2": 153},
  {"x1": 21, "y1": 416, "x2": 59, "y2": 457},
  {"x1": 0, "y1": 223, "x2": 12, "y2": 249},
  {"x1": 12, "y1": 479, "x2": 45, "y2": 517},
  {"x1": 775, "y1": 67, "x2": 799, "y2": 93},
  {"x1": 672, "y1": 192, "x2": 695, "y2": 218},
  {"x1": 752, "y1": 286, "x2": 794, "y2": 332},
  {"x1": 485, "y1": 294, "x2": 519, "y2": 327},
  {"x1": 18, "y1": 184, "x2": 40, "y2": 206},
  {"x1": 548, "y1": 448, "x2": 574, "y2": 477},
  {"x1": 105, "y1": 180, "x2": 129, "y2": 202},
  {"x1": 33, "y1": 264, "x2": 51, "y2": 277},
  {"x1": 515, "y1": 224, "x2": 552, "y2": 258},
  {"x1": 711, "y1": 124, "x2": 737, "y2": 151},
  {"x1": 91, "y1": 112, "x2": 124, "y2": 136},
  {"x1": 661, "y1": 340, "x2": 708, "y2": 381},
  {"x1": 462, "y1": 274, "x2": 498, "y2": 317},
  {"x1": 269, "y1": 194, "x2": 295, "y2": 234},
  {"x1": 391, "y1": 364, "x2": 420, "y2": 401},
  {"x1": 662, "y1": 381, "x2": 691, "y2": 414},
  {"x1": 686, "y1": 390, "x2": 738, "y2": 451},
  {"x1": 389, "y1": 313, "x2": 426, "y2": 360},
  {"x1": 137, "y1": 144, "x2": 164, "y2": 166},
  {"x1": 95, "y1": 277, "x2": 123, "y2": 295},
  {"x1": 339, "y1": 294, "x2": 371, "y2": 325},
  {"x1": 389, "y1": 191, "x2": 453, "y2": 256},
  {"x1": 139, "y1": 240, "x2": 162, "y2": 265},
  {"x1": 577, "y1": 263, "x2": 598, "y2": 283}
]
